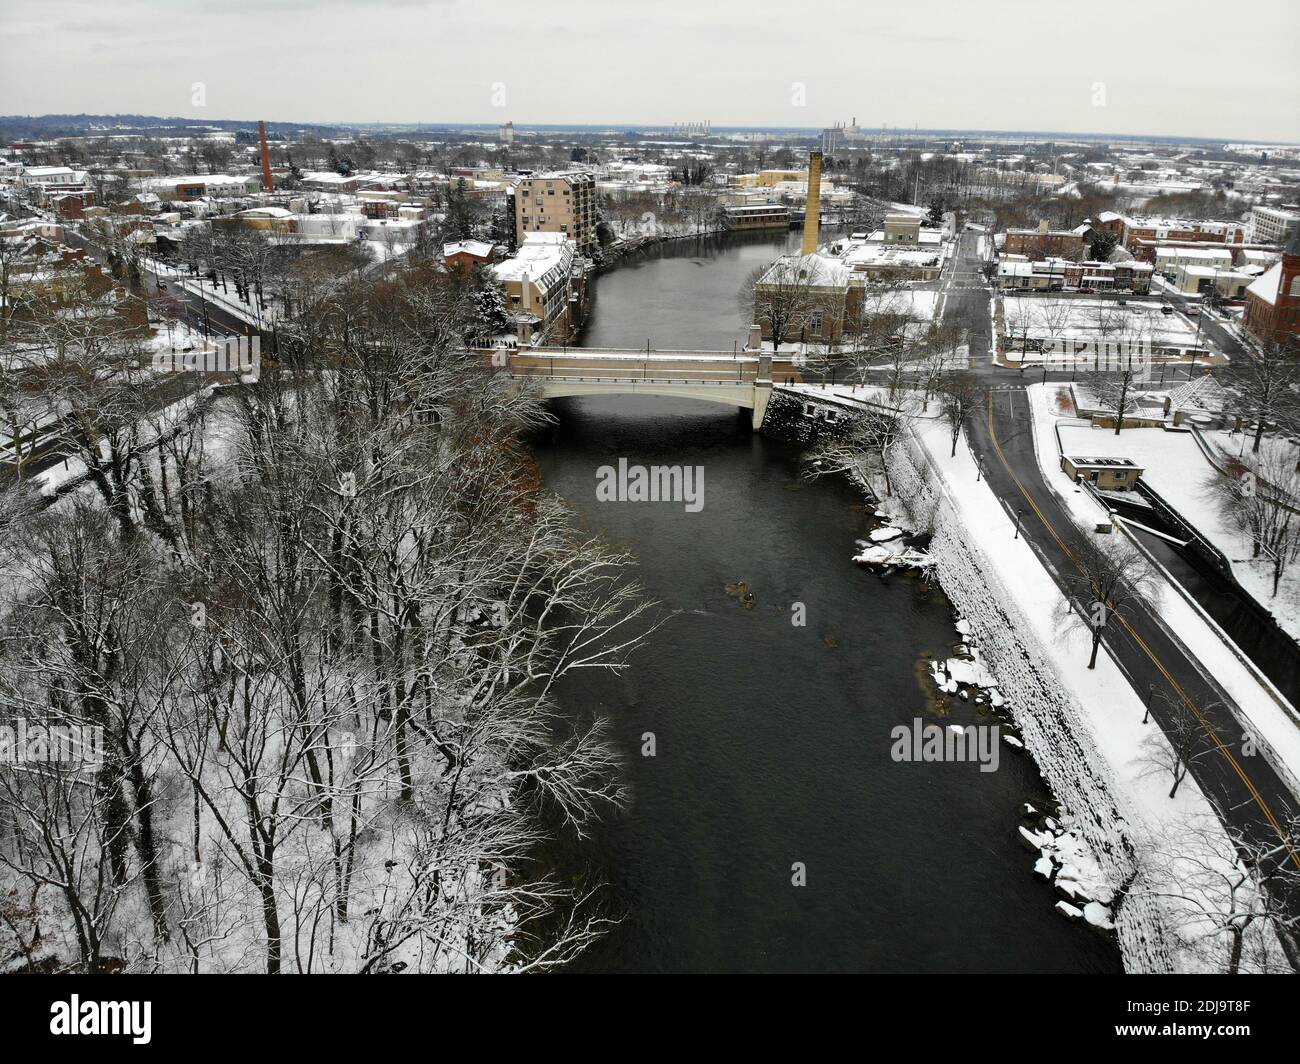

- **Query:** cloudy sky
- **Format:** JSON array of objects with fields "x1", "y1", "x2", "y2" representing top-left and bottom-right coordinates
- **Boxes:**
[{"x1": 3, "y1": 0, "x2": 1297, "y2": 141}]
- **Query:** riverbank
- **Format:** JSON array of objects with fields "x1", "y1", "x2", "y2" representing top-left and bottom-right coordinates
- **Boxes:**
[{"x1": 836, "y1": 391, "x2": 1285, "y2": 973}]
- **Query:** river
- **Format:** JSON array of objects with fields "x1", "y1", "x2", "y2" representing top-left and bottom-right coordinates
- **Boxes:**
[{"x1": 535, "y1": 230, "x2": 1121, "y2": 972}]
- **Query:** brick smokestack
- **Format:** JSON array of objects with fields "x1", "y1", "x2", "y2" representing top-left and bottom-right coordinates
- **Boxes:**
[
  {"x1": 258, "y1": 120, "x2": 275, "y2": 192},
  {"x1": 801, "y1": 150, "x2": 823, "y2": 256}
]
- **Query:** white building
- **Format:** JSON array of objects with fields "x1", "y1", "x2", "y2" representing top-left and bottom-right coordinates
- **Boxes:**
[
  {"x1": 1248, "y1": 204, "x2": 1300, "y2": 245},
  {"x1": 1154, "y1": 245, "x2": 1233, "y2": 275}
]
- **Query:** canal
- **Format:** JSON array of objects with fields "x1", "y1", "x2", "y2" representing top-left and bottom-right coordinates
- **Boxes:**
[{"x1": 535, "y1": 230, "x2": 1121, "y2": 972}]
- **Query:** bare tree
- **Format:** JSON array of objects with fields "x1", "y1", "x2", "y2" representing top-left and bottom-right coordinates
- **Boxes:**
[
  {"x1": 742, "y1": 256, "x2": 824, "y2": 353},
  {"x1": 807, "y1": 407, "x2": 907, "y2": 497},
  {"x1": 1136, "y1": 693, "x2": 1214, "y2": 798},
  {"x1": 1133, "y1": 814, "x2": 1296, "y2": 974},
  {"x1": 1060, "y1": 533, "x2": 1157, "y2": 668},
  {"x1": 938, "y1": 369, "x2": 986, "y2": 457},
  {"x1": 1225, "y1": 339, "x2": 1300, "y2": 454},
  {"x1": 1212, "y1": 441, "x2": 1300, "y2": 596},
  {"x1": 1093, "y1": 366, "x2": 1142, "y2": 435}
]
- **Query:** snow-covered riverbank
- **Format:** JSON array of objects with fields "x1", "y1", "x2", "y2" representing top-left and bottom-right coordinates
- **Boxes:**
[{"x1": 815, "y1": 384, "x2": 1285, "y2": 972}]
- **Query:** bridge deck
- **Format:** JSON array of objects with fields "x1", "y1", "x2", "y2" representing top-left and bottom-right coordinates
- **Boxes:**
[{"x1": 507, "y1": 352, "x2": 763, "y2": 383}]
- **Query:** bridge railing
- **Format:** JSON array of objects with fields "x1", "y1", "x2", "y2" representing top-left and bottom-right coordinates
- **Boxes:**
[{"x1": 507, "y1": 370, "x2": 760, "y2": 386}]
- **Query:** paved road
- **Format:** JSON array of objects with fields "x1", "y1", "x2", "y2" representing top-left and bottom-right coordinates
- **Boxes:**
[
  {"x1": 930, "y1": 233, "x2": 1300, "y2": 944},
  {"x1": 1159, "y1": 283, "x2": 1250, "y2": 360},
  {"x1": 60, "y1": 229, "x2": 255, "y2": 340},
  {"x1": 4, "y1": 229, "x2": 252, "y2": 488}
]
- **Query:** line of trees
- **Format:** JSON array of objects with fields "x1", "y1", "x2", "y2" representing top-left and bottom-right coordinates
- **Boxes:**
[{"x1": 0, "y1": 254, "x2": 654, "y2": 973}]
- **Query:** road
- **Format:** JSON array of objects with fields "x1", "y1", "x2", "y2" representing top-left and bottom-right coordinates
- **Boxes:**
[
  {"x1": 934, "y1": 228, "x2": 1299, "y2": 944},
  {"x1": 60, "y1": 228, "x2": 256, "y2": 340},
  {"x1": 4, "y1": 227, "x2": 254, "y2": 488}
]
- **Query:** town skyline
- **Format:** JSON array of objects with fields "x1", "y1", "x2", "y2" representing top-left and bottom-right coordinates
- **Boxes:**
[{"x1": 4, "y1": 0, "x2": 1298, "y2": 142}]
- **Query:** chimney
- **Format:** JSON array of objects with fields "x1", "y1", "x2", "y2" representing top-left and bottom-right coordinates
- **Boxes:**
[
  {"x1": 801, "y1": 150, "x2": 823, "y2": 256},
  {"x1": 258, "y1": 121, "x2": 275, "y2": 192}
]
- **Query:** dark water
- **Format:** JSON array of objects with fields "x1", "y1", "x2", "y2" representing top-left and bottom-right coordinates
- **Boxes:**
[{"x1": 536, "y1": 233, "x2": 1120, "y2": 972}]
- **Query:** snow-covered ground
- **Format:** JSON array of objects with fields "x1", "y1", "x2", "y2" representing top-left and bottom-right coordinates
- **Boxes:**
[
  {"x1": 1041, "y1": 397, "x2": 1300, "y2": 645},
  {"x1": 798, "y1": 382, "x2": 1289, "y2": 971},
  {"x1": 898, "y1": 403, "x2": 1285, "y2": 972},
  {"x1": 1027, "y1": 384, "x2": 1300, "y2": 791},
  {"x1": 1001, "y1": 296, "x2": 1206, "y2": 360}
]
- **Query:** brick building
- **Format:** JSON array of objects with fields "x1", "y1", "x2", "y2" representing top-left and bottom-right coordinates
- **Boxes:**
[
  {"x1": 1243, "y1": 228, "x2": 1300, "y2": 344},
  {"x1": 1003, "y1": 220, "x2": 1088, "y2": 260},
  {"x1": 443, "y1": 239, "x2": 496, "y2": 270},
  {"x1": 753, "y1": 252, "x2": 865, "y2": 345}
]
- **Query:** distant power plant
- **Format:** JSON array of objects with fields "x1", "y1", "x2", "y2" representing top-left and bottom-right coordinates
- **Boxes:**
[{"x1": 672, "y1": 120, "x2": 711, "y2": 138}]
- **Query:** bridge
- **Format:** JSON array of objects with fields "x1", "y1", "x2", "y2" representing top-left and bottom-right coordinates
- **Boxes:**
[{"x1": 481, "y1": 344, "x2": 804, "y2": 428}]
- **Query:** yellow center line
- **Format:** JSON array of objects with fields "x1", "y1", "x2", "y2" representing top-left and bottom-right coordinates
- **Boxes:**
[{"x1": 984, "y1": 395, "x2": 1299, "y2": 869}]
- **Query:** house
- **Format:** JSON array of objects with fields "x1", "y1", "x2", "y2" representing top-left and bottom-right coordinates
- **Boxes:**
[
  {"x1": 443, "y1": 240, "x2": 496, "y2": 269},
  {"x1": 996, "y1": 257, "x2": 1152, "y2": 293},
  {"x1": 1060, "y1": 455, "x2": 1143, "y2": 491}
]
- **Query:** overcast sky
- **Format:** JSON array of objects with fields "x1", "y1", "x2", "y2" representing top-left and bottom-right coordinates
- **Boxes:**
[{"x1": 3, "y1": 0, "x2": 1297, "y2": 142}]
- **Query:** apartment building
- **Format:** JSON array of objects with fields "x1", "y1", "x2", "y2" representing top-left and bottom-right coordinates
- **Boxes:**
[
  {"x1": 1002, "y1": 220, "x2": 1088, "y2": 260},
  {"x1": 1119, "y1": 215, "x2": 1246, "y2": 259},
  {"x1": 511, "y1": 171, "x2": 597, "y2": 254},
  {"x1": 492, "y1": 232, "x2": 585, "y2": 342},
  {"x1": 1248, "y1": 204, "x2": 1300, "y2": 245}
]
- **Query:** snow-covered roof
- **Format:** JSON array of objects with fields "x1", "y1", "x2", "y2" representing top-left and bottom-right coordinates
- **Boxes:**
[
  {"x1": 759, "y1": 252, "x2": 854, "y2": 287},
  {"x1": 443, "y1": 239, "x2": 493, "y2": 259},
  {"x1": 1245, "y1": 261, "x2": 1281, "y2": 305},
  {"x1": 492, "y1": 232, "x2": 575, "y2": 288},
  {"x1": 301, "y1": 171, "x2": 358, "y2": 185}
]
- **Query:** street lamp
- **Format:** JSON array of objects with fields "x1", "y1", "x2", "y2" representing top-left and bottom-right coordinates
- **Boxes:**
[
  {"x1": 1013, "y1": 507, "x2": 1024, "y2": 539},
  {"x1": 1143, "y1": 683, "x2": 1155, "y2": 725}
]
